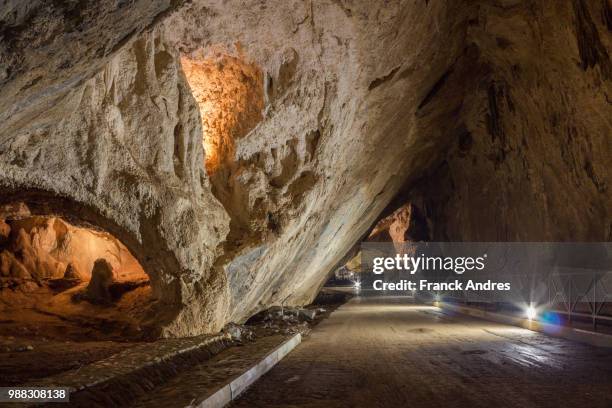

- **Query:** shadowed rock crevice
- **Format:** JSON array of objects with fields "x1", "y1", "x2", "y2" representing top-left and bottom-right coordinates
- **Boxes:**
[{"x1": 572, "y1": 0, "x2": 612, "y2": 78}]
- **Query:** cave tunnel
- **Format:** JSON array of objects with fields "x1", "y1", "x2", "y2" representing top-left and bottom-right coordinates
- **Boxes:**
[
  {"x1": 0, "y1": 193, "x2": 156, "y2": 342},
  {"x1": 0, "y1": 0, "x2": 611, "y2": 407}
]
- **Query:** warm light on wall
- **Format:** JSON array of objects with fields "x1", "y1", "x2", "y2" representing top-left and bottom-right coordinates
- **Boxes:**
[
  {"x1": 0, "y1": 216, "x2": 148, "y2": 283},
  {"x1": 180, "y1": 51, "x2": 263, "y2": 175}
]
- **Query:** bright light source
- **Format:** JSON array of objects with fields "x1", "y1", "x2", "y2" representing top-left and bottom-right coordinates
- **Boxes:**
[
  {"x1": 526, "y1": 305, "x2": 537, "y2": 320},
  {"x1": 354, "y1": 281, "x2": 361, "y2": 290}
]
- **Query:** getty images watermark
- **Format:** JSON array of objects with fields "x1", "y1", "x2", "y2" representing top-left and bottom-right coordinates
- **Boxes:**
[{"x1": 360, "y1": 242, "x2": 612, "y2": 303}]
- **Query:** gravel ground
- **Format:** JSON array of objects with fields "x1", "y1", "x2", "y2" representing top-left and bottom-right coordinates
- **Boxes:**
[{"x1": 232, "y1": 295, "x2": 612, "y2": 408}]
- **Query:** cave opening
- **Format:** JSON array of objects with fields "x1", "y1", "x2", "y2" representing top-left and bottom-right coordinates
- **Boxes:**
[
  {"x1": 326, "y1": 200, "x2": 430, "y2": 289},
  {"x1": 0, "y1": 212, "x2": 153, "y2": 342}
]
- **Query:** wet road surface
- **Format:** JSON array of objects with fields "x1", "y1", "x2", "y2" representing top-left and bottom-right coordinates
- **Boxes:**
[{"x1": 232, "y1": 295, "x2": 612, "y2": 408}]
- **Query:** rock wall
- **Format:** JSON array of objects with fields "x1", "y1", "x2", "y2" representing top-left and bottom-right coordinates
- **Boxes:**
[
  {"x1": 387, "y1": 0, "x2": 612, "y2": 242},
  {"x1": 0, "y1": 12, "x2": 231, "y2": 335},
  {"x1": 0, "y1": 0, "x2": 610, "y2": 336},
  {"x1": 0, "y1": 216, "x2": 146, "y2": 289},
  {"x1": 161, "y1": 0, "x2": 479, "y2": 322}
]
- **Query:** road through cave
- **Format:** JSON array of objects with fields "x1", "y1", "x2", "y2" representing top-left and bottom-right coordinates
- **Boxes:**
[{"x1": 232, "y1": 294, "x2": 612, "y2": 408}]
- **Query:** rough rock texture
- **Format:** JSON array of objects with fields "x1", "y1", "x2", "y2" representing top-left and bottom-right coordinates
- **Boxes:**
[
  {"x1": 0, "y1": 0, "x2": 610, "y2": 336},
  {"x1": 0, "y1": 217, "x2": 146, "y2": 289},
  {"x1": 85, "y1": 259, "x2": 115, "y2": 303},
  {"x1": 0, "y1": 0, "x2": 186, "y2": 121},
  {"x1": 383, "y1": 0, "x2": 612, "y2": 242},
  {"x1": 368, "y1": 203, "x2": 429, "y2": 243},
  {"x1": 0, "y1": 4, "x2": 230, "y2": 335},
  {"x1": 159, "y1": 0, "x2": 480, "y2": 325}
]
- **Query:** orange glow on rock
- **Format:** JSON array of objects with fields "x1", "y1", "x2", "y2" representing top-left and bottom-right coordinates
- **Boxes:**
[{"x1": 180, "y1": 50, "x2": 263, "y2": 175}]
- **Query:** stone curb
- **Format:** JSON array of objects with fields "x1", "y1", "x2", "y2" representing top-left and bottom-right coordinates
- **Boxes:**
[
  {"x1": 438, "y1": 302, "x2": 612, "y2": 348},
  {"x1": 193, "y1": 333, "x2": 302, "y2": 408}
]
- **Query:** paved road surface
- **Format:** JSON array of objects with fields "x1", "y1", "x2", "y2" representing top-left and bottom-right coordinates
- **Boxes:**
[{"x1": 232, "y1": 295, "x2": 612, "y2": 408}]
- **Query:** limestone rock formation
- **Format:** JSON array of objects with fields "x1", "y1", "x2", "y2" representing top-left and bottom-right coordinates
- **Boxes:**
[
  {"x1": 0, "y1": 0, "x2": 610, "y2": 336},
  {"x1": 85, "y1": 259, "x2": 115, "y2": 304},
  {"x1": 0, "y1": 217, "x2": 146, "y2": 288},
  {"x1": 382, "y1": 0, "x2": 612, "y2": 243},
  {"x1": 0, "y1": 6, "x2": 230, "y2": 335},
  {"x1": 62, "y1": 263, "x2": 80, "y2": 281}
]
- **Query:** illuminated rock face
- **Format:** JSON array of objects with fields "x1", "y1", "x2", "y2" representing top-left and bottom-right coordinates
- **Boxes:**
[
  {"x1": 370, "y1": 203, "x2": 429, "y2": 244},
  {"x1": 0, "y1": 0, "x2": 610, "y2": 335},
  {"x1": 0, "y1": 217, "x2": 146, "y2": 286},
  {"x1": 0, "y1": 9, "x2": 232, "y2": 336},
  {"x1": 180, "y1": 52, "x2": 264, "y2": 175}
]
